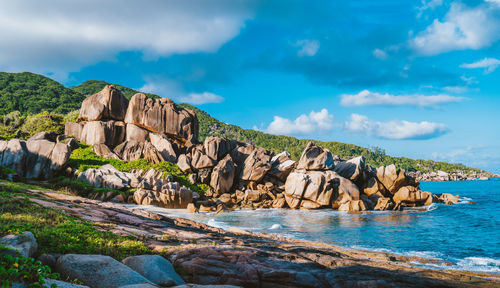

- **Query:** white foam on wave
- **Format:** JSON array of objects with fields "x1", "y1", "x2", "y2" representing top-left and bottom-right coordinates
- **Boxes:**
[
  {"x1": 269, "y1": 224, "x2": 283, "y2": 230},
  {"x1": 207, "y1": 218, "x2": 228, "y2": 229},
  {"x1": 454, "y1": 257, "x2": 500, "y2": 273}
]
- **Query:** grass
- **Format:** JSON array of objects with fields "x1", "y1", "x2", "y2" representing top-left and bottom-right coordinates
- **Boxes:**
[
  {"x1": 68, "y1": 143, "x2": 209, "y2": 195},
  {"x1": 0, "y1": 184, "x2": 152, "y2": 261}
]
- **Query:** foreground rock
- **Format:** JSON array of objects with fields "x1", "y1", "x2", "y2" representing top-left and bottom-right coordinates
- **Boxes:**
[
  {"x1": 0, "y1": 137, "x2": 74, "y2": 179},
  {"x1": 0, "y1": 231, "x2": 37, "y2": 258},
  {"x1": 122, "y1": 255, "x2": 185, "y2": 286},
  {"x1": 56, "y1": 254, "x2": 152, "y2": 288},
  {"x1": 23, "y1": 189, "x2": 499, "y2": 288}
]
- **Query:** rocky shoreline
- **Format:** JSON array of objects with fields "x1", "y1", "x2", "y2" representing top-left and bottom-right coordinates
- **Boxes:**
[
  {"x1": 6, "y1": 187, "x2": 500, "y2": 287},
  {"x1": 408, "y1": 170, "x2": 496, "y2": 182}
]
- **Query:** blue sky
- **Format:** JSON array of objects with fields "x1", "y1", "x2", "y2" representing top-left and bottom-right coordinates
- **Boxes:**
[{"x1": 0, "y1": 0, "x2": 499, "y2": 172}]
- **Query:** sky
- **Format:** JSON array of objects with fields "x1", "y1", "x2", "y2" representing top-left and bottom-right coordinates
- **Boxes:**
[{"x1": 0, "y1": 0, "x2": 499, "y2": 173}]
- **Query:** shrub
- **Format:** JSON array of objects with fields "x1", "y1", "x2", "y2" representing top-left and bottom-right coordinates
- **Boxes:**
[
  {"x1": 19, "y1": 111, "x2": 65, "y2": 139},
  {"x1": 0, "y1": 249, "x2": 58, "y2": 288}
]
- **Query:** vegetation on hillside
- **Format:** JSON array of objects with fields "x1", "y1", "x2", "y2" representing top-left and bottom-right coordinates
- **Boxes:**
[
  {"x1": 0, "y1": 72, "x2": 85, "y2": 115},
  {"x1": 0, "y1": 111, "x2": 66, "y2": 140},
  {"x1": 72, "y1": 80, "x2": 160, "y2": 99},
  {"x1": 178, "y1": 103, "x2": 484, "y2": 174}
]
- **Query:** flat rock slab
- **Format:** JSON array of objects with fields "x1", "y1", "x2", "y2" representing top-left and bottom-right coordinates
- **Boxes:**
[{"x1": 56, "y1": 254, "x2": 152, "y2": 288}]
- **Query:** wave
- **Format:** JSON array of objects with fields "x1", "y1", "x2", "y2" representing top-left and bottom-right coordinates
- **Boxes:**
[
  {"x1": 207, "y1": 218, "x2": 229, "y2": 229},
  {"x1": 269, "y1": 224, "x2": 283, "y2": 230},
  {"x1": 454, "y1": 257, "x2": 500, "y2": 273}
]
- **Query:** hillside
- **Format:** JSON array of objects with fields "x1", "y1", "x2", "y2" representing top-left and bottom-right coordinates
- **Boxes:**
[
  {"x1": 178, "y1": 103, "x2": 485, "y2": 174},
  {"x1": 0, "y1": 72, "x2": 85, "y2": 115},
  {"x1": 0, "y1": 72, "x2": 487, "y2": 174},
  {"x1": 72, "y1": 80, "x2": 160, "y2": 99}
]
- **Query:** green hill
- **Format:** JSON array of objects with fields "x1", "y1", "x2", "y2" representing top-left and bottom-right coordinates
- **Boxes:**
[
  {"x1": 72, "y1": 80, "x2": 160, "y2": 100},
  {"x1": 0, "y1": 72, "x2": 487, "y2": 174},
  {"x1": 0, "y1": 72, "x2": 85, "y2": 115},
  {"x1": 178, "y1": 103, "x2": 484, "y2": 174}
]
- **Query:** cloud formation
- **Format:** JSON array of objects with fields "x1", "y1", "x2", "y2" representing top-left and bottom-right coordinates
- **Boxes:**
[
  {"x1": 0, "y1": 0, "x2": 252, "y2": 78},
  {"x1": 177, "y1": 92, "x2": 225, "y2": 105},
  {"x1": 411, "y1": 3, "x2": 500, "y2": 55},
  {"x1": 344, "y1": 114, "x2": 448, "y2": 140},
  {"x1": 295, "y1": 40, "x2": 320, "y2": 57},
  {"x1": 263, "y1": 109, "x2": 333, "y2": 136},
  {"x1": 460, "y1": 58, "x2": 500, "y2": 73},
  {"x1": 340, "y1": 90, "x2": 464, "y2": 107}
]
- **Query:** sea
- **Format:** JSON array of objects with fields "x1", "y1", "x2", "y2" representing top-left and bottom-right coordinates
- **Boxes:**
[{"x1": 131, "y1": 179, "x2": 500, "y2": 274}]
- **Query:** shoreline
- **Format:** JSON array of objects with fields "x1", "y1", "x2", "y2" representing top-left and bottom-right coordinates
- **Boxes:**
[{"x1": 20, "y1": 186, "x2": 500, "y2": 287}]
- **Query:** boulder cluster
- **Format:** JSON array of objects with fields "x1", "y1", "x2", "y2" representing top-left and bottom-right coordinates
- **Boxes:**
[
  {"x1": 65, "y1": 85, "x2": 197, "y2": 163},
  {"x1": 0, "y1": 132, "x2": 76, "y2": 179},
  {"x1": 63, "y1": 86, "x2": 460, "y2": 212}
]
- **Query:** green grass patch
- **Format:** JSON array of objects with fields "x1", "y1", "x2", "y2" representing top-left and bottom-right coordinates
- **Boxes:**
[
  {"x1": 68, "y1": 144, "x2": 209, "y2": 195},
  {"x1": 0, "y1": 188, "x2": 152, "y2": 261}
]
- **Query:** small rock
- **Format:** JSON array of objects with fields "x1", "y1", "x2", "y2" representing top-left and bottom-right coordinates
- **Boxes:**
[
  {"x1": 122, "y1": 255, "x2": 185, "y2": 286},
  {"x1": 0, "y1": 231, "x2": 37, "y2": 258}
]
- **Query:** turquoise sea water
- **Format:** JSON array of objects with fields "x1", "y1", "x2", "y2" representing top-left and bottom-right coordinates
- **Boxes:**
[{"x1": 134, "y1": 180, "x2": 500, "y2": 273}]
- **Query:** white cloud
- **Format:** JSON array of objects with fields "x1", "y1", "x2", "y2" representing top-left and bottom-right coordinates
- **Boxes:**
[
  {"x1": 140, "y1": 78, "x2": 224, "y2": 105},
  {"x1": 177, "y1": 92, "x2": 224, "y2": 105},
  {"x1": 340, "y1": 90, "x2": 464, "y2": 107},
  {"x1": 411, "y1": 3, "x2": 500, "y2": 55},
  {"x1": 460, "y1": 58, "x2": 500, "y2": 73},
  {"x1": 344, "y1": 114, "x2": 448, "y2": 140},
  {"x1": 486, "y1": 0, "x2": 500, "y2": 6},
  {"x1": 263, "y1": 109, "x2": 333, "y2": 135},
  {"x1": 431, "y1": 145, "x2": 500, "y2": 173},
  {"x1": 296, "y1": 40, "x2": 320, "y2": 57},
  {"x1": 417, "y1": 0, "x2": 443, "y2": 18},
  {"x1": 372, "y1": 49, "x2": 388, "y2": 59},
  {"x1": 0, "y1": 0, "x2": 252, "y2": 80}
]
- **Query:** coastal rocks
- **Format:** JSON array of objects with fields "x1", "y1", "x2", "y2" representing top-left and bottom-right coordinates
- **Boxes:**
[
  {"x1": 296, "y1": 142, "x2": 334, "y2": 171},
  {"x1": 124, "y1": 93, "x2": 198, "y2": 142},
  {"x1": 191, "y1": 147, "x2": 217, "y2": 169},
  {"x1": 149, "y1": 133, "x2": 177, "y2": 163},
  {"x1": 376, "y1": 164, "x2": 409, "y2": 194},
  {"x1": 239, "y1": 147, "x2": 273, "y2": 182},
  {"x1": 437, "y1": 193, "x2": 460, "y2": 205},
  {"x1": 210, "y1": 155, "x2": 235, "y2": 196},
  {"x1": 203, "y1": 137, "x2": 236, "y2": 161},
  {"x1": 267, "y1": 151, "x2": 296, "y2": 182},
  {"x1": 0, "y1": 231, "x2": 37, "y2": 258},
  {"x1": 284, "y1": 170, "x2": 340, "y2": 209},
  {"x1": 133, "y1": 172, "x2": 194, "y2": 208},
  {"x1": 93, "y1": 143, "x2": 120, "y2": 159},
  {"x1": 334, "y1": 156, "x2": 365, "y2": 183},
  {"x1": 78, "y1": 164, "x2": 139, "y2": 190},
  {"x1": 114, "y1": 141, "x2": 164, "y2": 164},
  {"x1": 177, "y1": 154, "x2": 192, "y2": 173},
  {"x1": 56, "y1": 254, "x2": 151, "y2": 288},
  {"x1": 122, "y1": 255, "x2": 185, "y2": 286},
  {"x1": 78, "y1": 85, "x2": 129, "y2": 122},
  {"x1": 393, "y1": 186, "x2": 433, "y2": 206},
  {"x1": 0, "y1": 138, "x2": 73, "y2": 179}
]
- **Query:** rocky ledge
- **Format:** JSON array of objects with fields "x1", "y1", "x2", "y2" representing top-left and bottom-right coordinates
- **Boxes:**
[
  {"x1": 9, "y1": 188, "x2": 500, "y2": 288},
  {"x1": 408, "y1": 170, "x2": 494, "y2": 181}
]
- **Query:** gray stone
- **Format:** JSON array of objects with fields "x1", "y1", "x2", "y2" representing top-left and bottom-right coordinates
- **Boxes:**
[
  {"x1": 150, "y1": 133, "x2": 177, "y2": 163},
  {"x1": 296, "y1": 142, "x2": 334, "y2": 171},
  {"x1": 44, "y1": 279, "x2": 89, "y2": 288},
  {"x1": 78, "y1": 164, "x2": 138, "y2": 190},
  {"x1": 122, "y1": 255, "x2": 185, "y2": 286},
  {"x1": 0, "y1": 231, "x2": 37, "y2": 258},
  {"x1": 56, "y1": 254, "x2": 152, "y2": 288}
]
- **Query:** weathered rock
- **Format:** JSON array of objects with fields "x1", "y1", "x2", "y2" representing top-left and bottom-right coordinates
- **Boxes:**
[
  {"x1": 197, "y1": 168, "x2": 212, "y2": 185},
  {"x1": 240, "y1": 147, "x2": 273, "y2": 182},
  {"x1": 56, "y1": 254, "x2": 151, "y2": 288},
  {"x1": 78, "y1": 85, "x2": 129, "y2": 122},
  {"x1": 122, "y1": 255, "x2": 185, "y2": 286},
  {"x1": 43, "y1": 279, "x2": 89, "y2": 288},
  {"x1": 438, "y1": 193, "x2": 460, "y2": 205},
  {"x1": 78, "y1": 164, "x2": 139, "y2": 190},
  {"x1": 210, "y1": 155, "x2": 235, "y2": 195},
  {"x1": 126, "y1": 123, "x2": 150, "y2": 142},
  {"x1": 203, "y1": 137, "x2": 236, "y2": 161},
  {"x1": 124, "y1": 93, "x2": 198, "y2": 142},
  {"x1": 0, "y1": 139, "x2": 27, "y2": 175},
  {"x1": 117, "y1": 284, "x2": 157, "y2": 288},
  {"x1": 177, "y1": 154, "x2": 192, "y2": 173},
  {"x1": 191, "y1": 147, "x2": 217, "y2": 170},
  {"x1": 150, "y1": 133, "x2": 177, "y2": 163},
  {"x1": 50, "y1": 142, "x2": 73, "y2": 172},
  {"x1": 0, "y1": 231, "x2": 37, "y2": 258},
  {"x1": 268, "y1": 151, "x2": 296, "y2": 181},
  {"x1": 373, "y1": 197, "x2": 395, "y2": 211},
  {"x1": 28, "y1": 131, "x2": 58, "y2": 142},
  {"x1": 376, "y1": 164, "x2": 409, "y2": 194},
  {"x1": 173, "y1": 285, "x2": 242, "y2": 288},
  {"x1": 363, "y1": 176, "x2": 387, "y2": 197},
  {"x1": 187, "y1": 203, "x2": 198, "y2": 213},
  {"x1": 393, "y1": 186, "x2": 433, "y2": 206},
  {"x1": 25, "y1": 139, "x2": 55, "y2": 179},
  {"x1": 93, "y1": 143, "x2": 120, "y2": 159},
  {"x1": 333, "y1": 176, "x2": 360, "y2": 208},
  {"x1": 334, "y1": 156, "x2": 365, "y2": 183},
  {"x1": 338, "y1": 200, "x2": 367, "y2": 212},
  {"x1": 67, "y1": 120, "x2": 126, "y2": 147},
  {"x1": 134, "y1": 175, "x2": 194, "y2": 209},
  {"x1": 245, "y1": 190, "x2": 261, "y2": 202},
  {"x1": 296, "y1": 142, "x2": 334, "y2": 171},
  {"x1": 272, "y1": 197, "x2": 286, "y2": 208}
]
